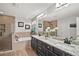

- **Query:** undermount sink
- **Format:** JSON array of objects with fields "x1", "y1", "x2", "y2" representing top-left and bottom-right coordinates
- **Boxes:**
[
  {"x1": 55, "y1": 43, "x2": 75, "y2": 52},
  {"x1": 56, "y1": 43, "x2": 79, "y2": 52},
  {"x1": 72, "y1": 40, "x2": 79, "y2": 45}
]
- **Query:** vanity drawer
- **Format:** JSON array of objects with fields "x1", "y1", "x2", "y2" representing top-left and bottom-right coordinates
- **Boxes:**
[
  {"x1": 51, "y1": 46, "x2": 54, "y2": 52},
  {"x1": 53, "y1": 47, "x2": 64, "y2": 56},
  {"x1": 38, "y1": 46, "x2": 45, "y2": 53},
  {"x1": 45, "y1": 50, "x2": 57, "y2": 56},
  {"x1": 38, "y1": 40, "x2": 43, "y2": 45},
  {"x1": 44, "y1": 43, "x2": 52, "y2": 50},
  {"x1": 64, "y1": 52, "x2": 72, "y2": 56},
  {"x1": 38, "y1": 46, "x2": 43, "y2": 51},
  {"x1": 37, "y1": 49, "x2": 45, "y2": 56}
]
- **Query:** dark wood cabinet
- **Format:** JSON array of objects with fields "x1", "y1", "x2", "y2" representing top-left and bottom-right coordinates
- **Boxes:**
[
  {"x1": 53, "y1": 47, "x2": 64, "y2": 56},
  {"x1": 64, "y1": 52, "x2": 73, "y2": 56},
  {"x1": 37, "y1": 49, "x2": 45, "y2": 56},
  {"x1": 31, "y1": 36, "x2": 72, "y2": 56},
  {"x1": 31, "y1": 37, "x2": 38, "y2": 52},
  {"x1": 37, "y1": 40, "x2": 46, "y2": 56}
]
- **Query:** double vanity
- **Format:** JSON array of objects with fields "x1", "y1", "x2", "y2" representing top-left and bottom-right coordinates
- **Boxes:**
[{"x1": 31, "y1": 35, "x2": 79, "y2": 56}]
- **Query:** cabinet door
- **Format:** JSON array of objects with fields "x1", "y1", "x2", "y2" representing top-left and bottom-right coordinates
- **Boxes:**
[
  {"x1": 37, "y1": 48, "x2": 45, "y2": 56},
  {"x1": 44, "y1": 43, "x2": 52, "y2": 51},
  {"x1": 64, "y1": 52, "x2": 72, "y2": 56},
  {"x1": 53, "y1": 47, "x2": 64, "y2": 56},
  {"x1": 51, "y1": 52, "x2": 57, "y2": 56},
  {"x1": 45, "y1": 49, "x2": 57, "y2": 56},
  {"x1": 37, "y1": 50, "x2": 44, "y2": 56},
  {"x1": 31, "y1": 37, "x2": 35, "y2": 49},
  {"x1": 44, "y1": 42, "x2": 57, "y2": 56},
  {"x1": 37, "y1": 41, "x2": 45, "y2": 56},
  {"x1": 31, "y1": 37, "x2": 33, "y2": 48}
]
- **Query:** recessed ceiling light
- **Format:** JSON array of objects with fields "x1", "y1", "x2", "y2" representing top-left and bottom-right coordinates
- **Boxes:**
[{"x1": 37, "y1": 13, "x2": 44, "y2": 18}]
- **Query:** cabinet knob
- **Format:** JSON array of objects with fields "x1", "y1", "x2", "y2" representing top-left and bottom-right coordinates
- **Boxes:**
[{"x1": 47, "y1": 46, "x2": 49, "y2": 48}]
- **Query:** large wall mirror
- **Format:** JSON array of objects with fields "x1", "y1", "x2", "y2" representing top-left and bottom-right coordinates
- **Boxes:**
[{"x1": 43, "y1": 20, "x2": 58, "y2": 37}]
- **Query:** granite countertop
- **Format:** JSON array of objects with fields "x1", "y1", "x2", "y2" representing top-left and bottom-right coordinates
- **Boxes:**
[{"x1": 32, "y1": 35, "x2": 79, "y2": 56}]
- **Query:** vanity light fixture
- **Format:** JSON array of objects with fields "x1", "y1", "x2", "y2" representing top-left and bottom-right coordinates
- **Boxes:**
[
  {"x1": 37, "y1": 13, "x2": 44, "y2": 18},
  {"x1": 56, "y1": 3, "x2": 68, "y2": 8},
  {"x1": 55, "y1": 3, "x2": 71, "y2": 11}
]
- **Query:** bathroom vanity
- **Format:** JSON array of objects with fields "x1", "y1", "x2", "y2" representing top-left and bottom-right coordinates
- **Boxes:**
[{"x1": 31, "y1": 35, "x2": 79, "y2": 56}]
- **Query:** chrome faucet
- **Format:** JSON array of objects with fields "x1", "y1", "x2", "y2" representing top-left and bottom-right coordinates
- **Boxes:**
[
  {"x1": 69, "y1": 36, "x2": 73, "y2": 42},
  {"x1": 64, "y1": 38, "x2": 70, "y2": 44},
  {"x1": 64, "y1": 36, "x2": 73, "y2": 44}
]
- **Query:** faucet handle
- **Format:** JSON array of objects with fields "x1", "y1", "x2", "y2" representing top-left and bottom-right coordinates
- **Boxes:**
[
  {"x1": 64, "y1": 38, "x2": 71, "y2": 44},
  {"x1": 70, "y1": 36, "x2": 73, "y2": 39},
  {"x1": 64, "y1": 38, "x2": 68, "y2": 43}
]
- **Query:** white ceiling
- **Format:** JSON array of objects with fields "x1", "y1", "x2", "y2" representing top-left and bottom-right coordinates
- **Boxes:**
[
  {"x1": 47, "y1": 3, "x2": 79, "y2": 19},
  {"x1": 0, "y1": 3, "x2": 54, "y2": 22},
  {"x1": 1, "y1": 3, "x2": 79, "y2": 22}
]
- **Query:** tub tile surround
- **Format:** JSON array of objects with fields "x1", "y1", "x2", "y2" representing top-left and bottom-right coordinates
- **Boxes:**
[{"x1": 32, "y1": 35, "x2": 79, "y2": 56}]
